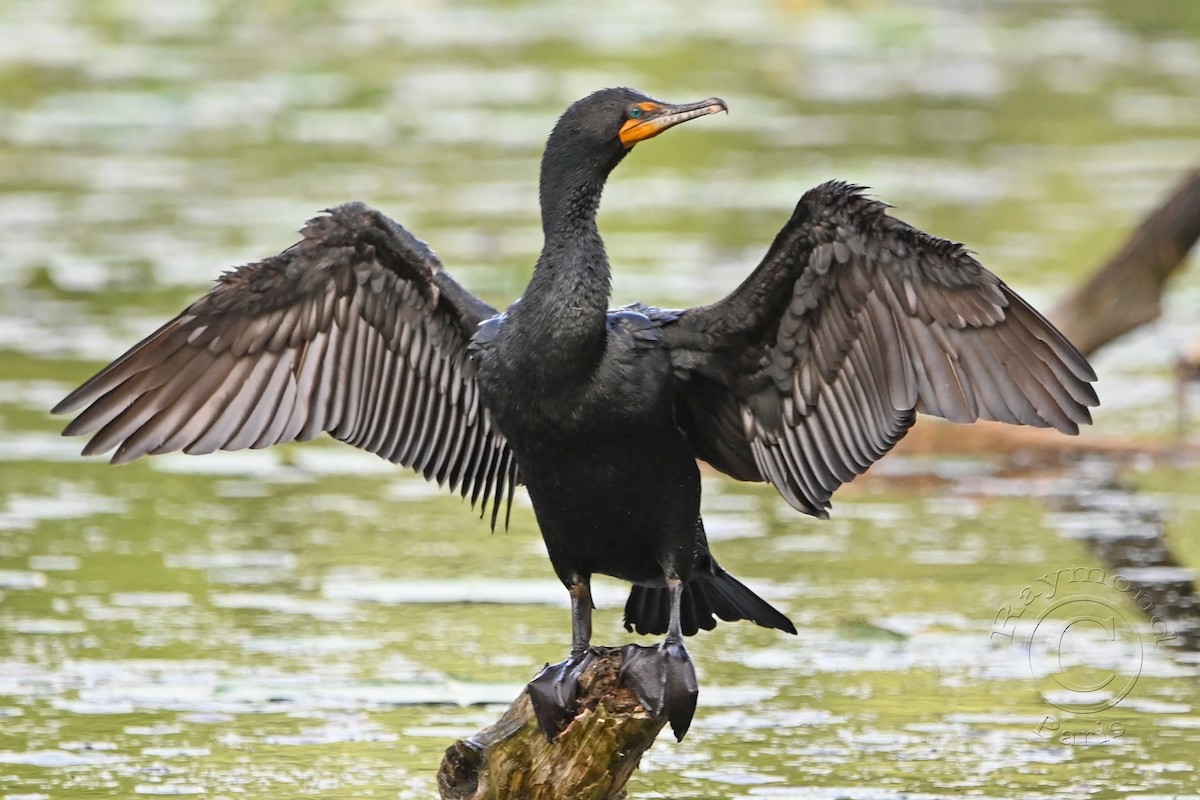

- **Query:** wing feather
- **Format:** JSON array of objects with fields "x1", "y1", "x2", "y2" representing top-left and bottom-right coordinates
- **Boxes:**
[
  {"x1": 663, "y1": 181, "x2": 1098, "y2": 517},
  {"x1": 186, "y1": 354, "x2": 269, "y2": 454},
  {"x1": 54, "y1": 202, "x2": 518, "y2": 527}
]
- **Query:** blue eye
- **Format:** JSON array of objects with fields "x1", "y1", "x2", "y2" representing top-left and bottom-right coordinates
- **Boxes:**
[{"x1": 629, "y1": 107, "x2": 644, "y2": 119}]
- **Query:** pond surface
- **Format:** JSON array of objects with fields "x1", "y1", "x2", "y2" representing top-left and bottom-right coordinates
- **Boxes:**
[{"x1": 2, "y1": 0, "x2": 1200, "y2": 797}]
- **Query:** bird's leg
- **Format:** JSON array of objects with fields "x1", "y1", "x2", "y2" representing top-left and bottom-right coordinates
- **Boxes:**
[
  {"x1": 528, "y1": 579, "x2": 597, "y2": 741},
  {"x1": 620, "y1": 576, "x2": 699, "y2": 741}
]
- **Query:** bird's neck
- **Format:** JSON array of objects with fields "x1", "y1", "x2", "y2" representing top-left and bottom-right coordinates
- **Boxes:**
[
  {"x1": 511, "y1": 167, "x2": 613, "y2": 375},
  {"x1": 531, "y1": 174, "x2": 612, "y2": 315}
]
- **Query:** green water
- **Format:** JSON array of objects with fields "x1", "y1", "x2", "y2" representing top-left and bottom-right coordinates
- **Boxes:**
[{"x1": 2, "y1": 0, "x2": 1199, "y2": 797}]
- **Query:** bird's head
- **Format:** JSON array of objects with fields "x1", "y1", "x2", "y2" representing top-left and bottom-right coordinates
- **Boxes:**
[
  {"x1": 546, "y1": 88, "x2": 727, "y2": 170},
  {"x1": 537, "y1": 88, "x2": 726, "y2": 229}
]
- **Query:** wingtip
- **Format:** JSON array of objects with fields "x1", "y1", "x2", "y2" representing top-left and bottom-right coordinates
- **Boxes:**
[
  {"x1": 108, "y1": 441, "x2": 144, "y2": 465},
  {"x1": 52, "y1": 384, "x2": 93, "y2": 416},
  {"x1": 78, "y1": 436, "x2": 110, "y2": 458}
]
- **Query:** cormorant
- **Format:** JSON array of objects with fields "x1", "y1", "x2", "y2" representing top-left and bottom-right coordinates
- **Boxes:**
[{"x1": 53, "y1": 87, "x2": 1098, "y2": 742}]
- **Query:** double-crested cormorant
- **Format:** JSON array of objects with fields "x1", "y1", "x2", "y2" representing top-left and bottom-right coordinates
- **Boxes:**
[{"x1": 53, "y1": 88, "x2": 1098, "y2": 742}]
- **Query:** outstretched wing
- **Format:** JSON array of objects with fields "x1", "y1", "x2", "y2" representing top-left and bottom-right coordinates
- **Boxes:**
[
  {"x1": 54, "y1": 203, "x2": 518, "y2": 527},
  {"x1": 662, "y1": 181, "x2": 1098, "y2": 518}
]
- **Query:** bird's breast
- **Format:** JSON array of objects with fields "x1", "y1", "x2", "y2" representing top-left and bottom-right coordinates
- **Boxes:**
[{"x1": 473, "y1": 311, "x2": 675, "y2": 453}]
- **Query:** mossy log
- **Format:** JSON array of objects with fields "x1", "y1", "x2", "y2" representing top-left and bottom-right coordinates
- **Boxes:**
[{"x1": 438, "y1": 647, "x2": 666, "y2": 800}]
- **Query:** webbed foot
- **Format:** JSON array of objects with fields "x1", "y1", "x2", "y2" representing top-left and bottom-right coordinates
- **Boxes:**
[
  {"x1": 620, "y1": 639, "x2": 698, "y2": 741},
  {"x1": 528, "y1": 649, "x2": 597, "y2": 741}
]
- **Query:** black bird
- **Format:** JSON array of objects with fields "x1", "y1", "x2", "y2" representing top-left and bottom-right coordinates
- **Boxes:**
[{"x1": 53, "y1": 88, "x2": 1098, "y2": 741}]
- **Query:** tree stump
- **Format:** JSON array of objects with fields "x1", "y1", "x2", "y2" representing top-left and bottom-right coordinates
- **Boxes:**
[{"x1": 438, "y1": 647, "x2": 667, "y2": 800}]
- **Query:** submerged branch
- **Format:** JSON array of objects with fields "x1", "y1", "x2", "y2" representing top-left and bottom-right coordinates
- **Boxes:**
[{"x1": 1051, "y1": 165, "x2": 1200, "y2": 358}]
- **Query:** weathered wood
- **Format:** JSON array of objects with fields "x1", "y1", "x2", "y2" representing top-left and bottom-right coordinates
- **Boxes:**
[
  {"x1": 1051, "y1": 166, "x2": 1200, "y2": 357},
  {"x1": 888, "y1": 418, "x2": 1196, "y2": 461},
  {"x1": 1177, "y1": 339, "x2": 1200, "y2": 441},
  {"x1": 438, "y1": 647, "x2": 666, "y2": 800}
]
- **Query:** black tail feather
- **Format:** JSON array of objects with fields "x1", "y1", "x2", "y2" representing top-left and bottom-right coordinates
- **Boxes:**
[{"x1": 623, "y1": 567, "x2": 796, "y2": 636}]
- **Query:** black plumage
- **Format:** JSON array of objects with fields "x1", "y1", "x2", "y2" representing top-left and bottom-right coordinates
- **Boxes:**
[{"x1": 54, "y1": 87, "x2": 1098, "y2": 741}]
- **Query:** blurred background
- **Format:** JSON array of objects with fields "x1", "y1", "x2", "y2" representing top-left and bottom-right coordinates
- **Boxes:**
[{"x1": 1, "y1": 0, "x2": 1199, "y2": 797}]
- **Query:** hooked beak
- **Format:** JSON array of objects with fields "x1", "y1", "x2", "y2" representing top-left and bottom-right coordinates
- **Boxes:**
[{"x1": 619, "y1": 97, "x2": 728, "y2": 148}]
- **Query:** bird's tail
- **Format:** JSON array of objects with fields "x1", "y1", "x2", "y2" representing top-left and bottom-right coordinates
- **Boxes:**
[{"x1": 623, "y1": 567, "x2": 796, "y2": 637}]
